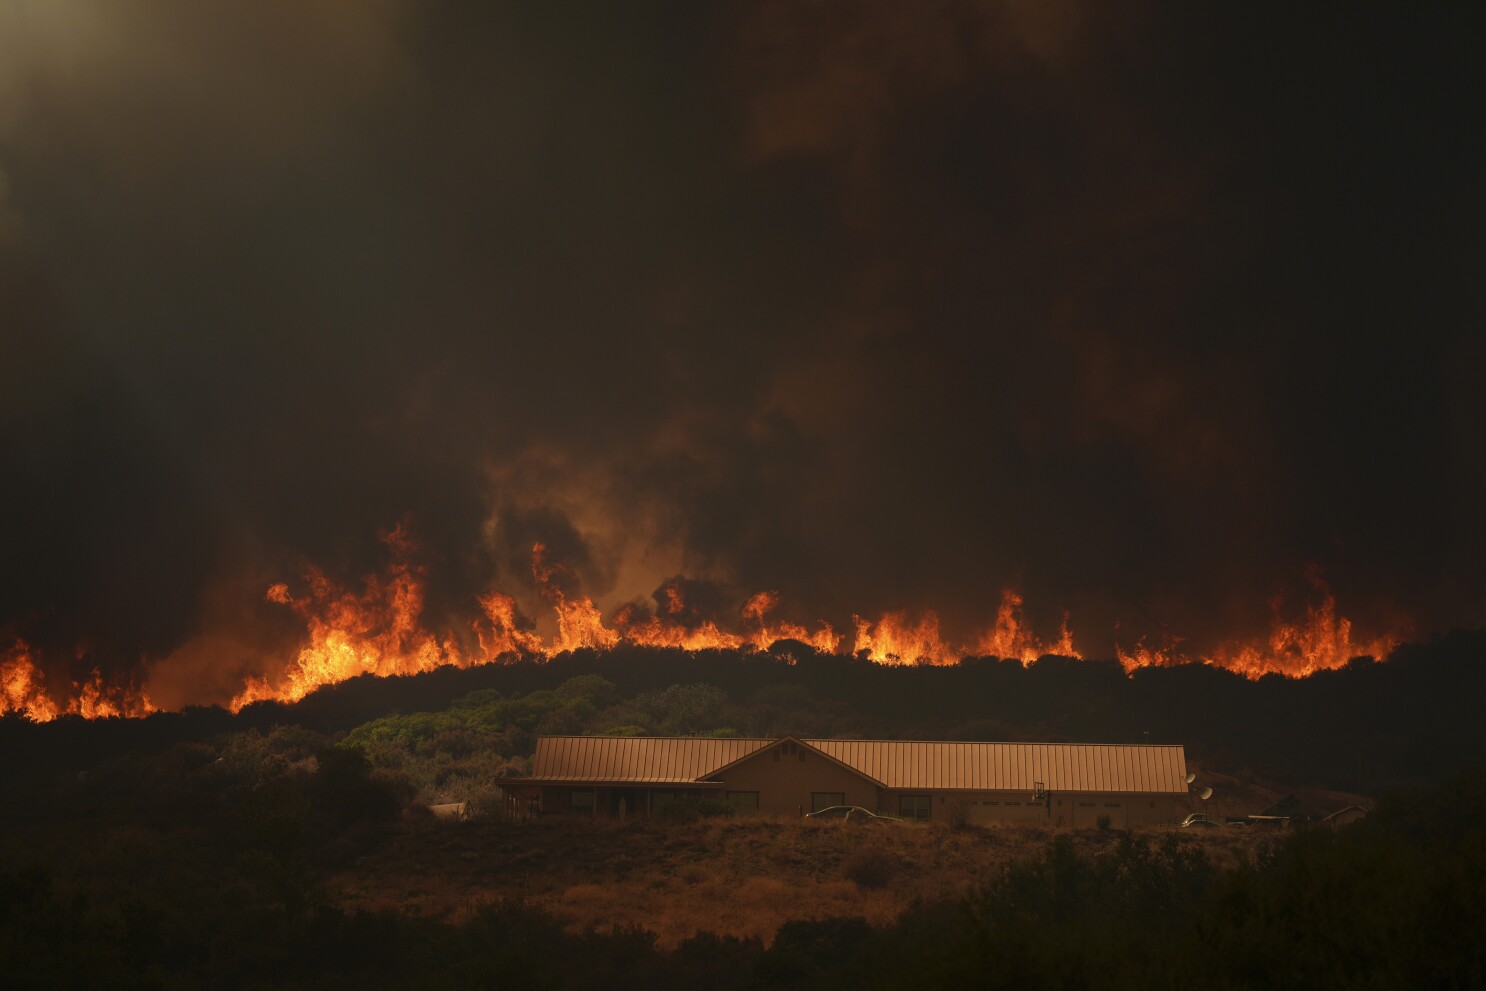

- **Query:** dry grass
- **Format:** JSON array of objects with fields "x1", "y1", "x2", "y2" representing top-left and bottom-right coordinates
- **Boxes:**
[{"x1": 330, "y1": 814, "x2": 1270, "y2": 947}]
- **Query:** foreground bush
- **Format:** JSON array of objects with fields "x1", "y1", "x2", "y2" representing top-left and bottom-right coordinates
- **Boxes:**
[
  {"x1": 841, "y1": 847, "x2": 901, "y2": 888},
  {"x1": 2, "y1": 769, "x2": 1483, "y2": 989}
]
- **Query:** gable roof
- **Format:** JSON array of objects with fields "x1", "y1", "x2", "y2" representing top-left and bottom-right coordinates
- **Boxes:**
[
  {"x1": 532, "y1": 735, "x2": 773, "y2": 783},
  {"x1": 704, "y1": 736, "x2": 887, "y2": 788},
  {"x1": 807, "y1": 740, "x2": 1189, "y2": 794},
  {"x1": 531, "y1": 736, "x2": 1189, "y2": 794}
]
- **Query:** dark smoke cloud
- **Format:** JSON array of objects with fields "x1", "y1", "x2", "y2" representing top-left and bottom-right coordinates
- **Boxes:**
[{"x1": 0, "y1": 1, "x2": 1481, "y2": 703}]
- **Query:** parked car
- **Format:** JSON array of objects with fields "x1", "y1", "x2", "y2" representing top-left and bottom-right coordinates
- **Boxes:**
[
  {"x1": 806, "y1": 806, "x2": 902, "y2": 823},
  {"x1": 1180, "y1": 813, "x2": 1222, "y2": 829}
]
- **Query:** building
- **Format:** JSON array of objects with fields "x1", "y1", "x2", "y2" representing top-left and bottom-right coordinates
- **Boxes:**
[{"x1": 513, "y1": 735, "x2": 1190, "y2": 828}]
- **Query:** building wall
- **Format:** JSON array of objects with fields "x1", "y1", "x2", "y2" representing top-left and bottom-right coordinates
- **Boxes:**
[
  {"x1": 1039, "y1": 792, "x2": 1184, "y2": 827},
  {"x1": 537, "y1": 769, "x2": 1186, "y2": 825},
  {"x1": 541, "y1": 784, "x2": 718, "y2": 817},
  {"x1": 877, "y1": 790, "x2": 1185, "y2": 827},
  {"x1": 712, "y1": 745, "x2": 878, "y2": 816}
]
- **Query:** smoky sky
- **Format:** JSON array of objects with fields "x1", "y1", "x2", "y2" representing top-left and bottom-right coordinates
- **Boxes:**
[{"x1": 1, "y1": 1, "x2": 1482, "y2": 700}]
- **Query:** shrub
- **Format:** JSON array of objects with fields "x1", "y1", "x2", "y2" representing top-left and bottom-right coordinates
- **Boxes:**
[
  {"x1": 655, "y1": 797, "x2": 736, "y2": 822},
  {"x1": 842, "y1": 847, "x2": 901, "y2": 888},
  {"x1": 945, "y1": 799, "x2": 971, "y2": 830}
]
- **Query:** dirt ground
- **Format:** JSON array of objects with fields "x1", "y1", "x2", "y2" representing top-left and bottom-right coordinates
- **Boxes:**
[{"x1": 330, "y1": 813, "x2": 1275, "y2": 948}]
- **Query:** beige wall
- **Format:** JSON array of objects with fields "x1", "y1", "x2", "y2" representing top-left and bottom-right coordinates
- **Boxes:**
[
  {"x1": 713, "y1": 746, "x2": 878, "y2": 816},
  {"x1": 540, "y1": 773, "x2": 1186, "y2": 826},
  {"x1": 1040, "y1": 793, "x2": 1183, "y2": 827},
  {"x1": 541, "y1": 784, "x2": 718, "y2": 817},
  {"x1": 877, "y1": 790, "x2": 1185, "y2": 827}
]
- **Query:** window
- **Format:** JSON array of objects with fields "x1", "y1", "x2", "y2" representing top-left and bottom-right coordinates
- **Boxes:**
[
  {"x1": 727, "y1": 791, "x2": 759, "y2": 813},
  {"x1": 811, "y1": 792, "x2": 845, "y2": 813},
  {"x1": 899, "y1": 795, "x2": 932, "y2": 821},
  {"x1": 569, "y1": 790, "x2": 595, "y2": 813}
]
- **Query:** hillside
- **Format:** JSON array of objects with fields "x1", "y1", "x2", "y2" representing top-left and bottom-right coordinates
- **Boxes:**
[{"x1": 5, "y1": 631, "x2": 1485, "y2": 799}]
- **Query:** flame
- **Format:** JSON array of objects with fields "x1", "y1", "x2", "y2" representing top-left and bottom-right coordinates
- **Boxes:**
[
  {"x1": 852, "y1": 609, "x2": 955, "y2": 665},
  {"x1": 850, "y1": 590, "x2": 1082, "y2": 666},
  {"x1": 740, "y1": 591, "x2": 842, "y2": 654},
  {"x1": 1, "y1": 640, "x2": 61, "y2": 721},
  {"x1": 6, "y1": 518, "x2": 1403, "y2": 718},
  {"x1": 1, "y1": 639, "x2": 154, "y2": 721},
  {"x1": 974, "y1": 589, "x2": 1082, "y2": 665},
  {"x1": 473, "y1": 590, "x2": 546, "y2": 658},
  {"x1": 1117, "y1": 591, "x2": 1397, "y2": 679},
  {"x1": 229, "y1": 525, "x2": 471, "y2": 711},
  {"x1": 531, "y1": 543, "x2": 621, "y2": 653},
  {"x1": 69, "y1": 667, "x2": 155, "y2": 720},
  {"x1": 614, "y1": 609, "x2": 747, "y2": 652}
]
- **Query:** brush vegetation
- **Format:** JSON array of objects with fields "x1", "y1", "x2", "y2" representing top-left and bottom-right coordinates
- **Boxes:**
[
  {"x1": 2, "y1": 767, "x2": 1482, "y2": 989},
  {"x1": 3, "y1": 644, "x2": 1486, "y2": 988}
]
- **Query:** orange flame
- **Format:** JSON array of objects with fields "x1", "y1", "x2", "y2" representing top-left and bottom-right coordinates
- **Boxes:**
[
  {"x1": 473, "y1": 590, "x2": 546, "y2": 659},
  {"x1": 974, "y1": 589, "x2": 1082, "y2": 665},
  {"x1": 852, "y1": 609, "x2": 955, "y2": 665},
  {"x1": 1, "y1": 639, "x2": 154, "y2": 721},
  {"x1": 12, "y1": 520, "x2": 1399, "y2": 717},
  {"x1": 611, "y1": 580, "x2": 748, "y2": 652},
  {"x1": 740, "y1": 591, "x2": 842, "y2": 654},
  {"x1": 850, "y1": 589, "x2": 1082, "y2": 666},
  {"x1": 1, "y1": 640, "x2": 61, "y2": 722},
  {"x1": 1117, "y1": 591, "x2": 1397, "y2": 679},
  {"x1": 230, "y1": 525, "x2": 470, "y2": 711},
  {"x1": 531, "y1": 543, "x2": 621, "y2": 653}
]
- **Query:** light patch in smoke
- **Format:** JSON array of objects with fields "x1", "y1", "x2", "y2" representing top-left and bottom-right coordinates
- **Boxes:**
[
  {"x1": 0, "y1": 0, "x2": 411, "y2": 214},
  {"x1": 482, "y1": 448, "x2": 700, "y2": 641}
]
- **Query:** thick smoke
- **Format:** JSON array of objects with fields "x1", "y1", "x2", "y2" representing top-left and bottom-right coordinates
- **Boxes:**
[{"x1": 0, "y1": 1, "x2": 1481, "y2": 705}]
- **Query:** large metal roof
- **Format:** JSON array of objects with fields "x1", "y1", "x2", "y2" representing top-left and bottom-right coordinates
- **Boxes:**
[
  {"x1": 531, "y1": 736, "x2": 1188, "y2": 794},
  {"x1": 807, "y1": 740, "x2": 1189, "y2": 794},
  {"x1": 531, "y1": 735, "x2": 774, "y2": 782}
]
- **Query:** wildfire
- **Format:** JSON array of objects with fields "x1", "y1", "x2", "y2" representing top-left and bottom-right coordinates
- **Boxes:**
[
  {"x1": 229, "y1": 525, "x2": 472, "y2": 711},
  {"x1": 975, "y1": 590, "x2": 1081, "y2": 664},
  {"x1": 531, "y1": 543, "x2": 621, "y2": 653},
  {"x1": 851, "y1": 589, "x2": 1083, "y2": 666},
  {"x1": 1, "y1": 641, "x2": 60, "y2": 722},
  {"x1": 6, "y1": 523, "x2": 1404, "y2": 718},
  {"x1": 222, "y1": 540, "x2": 1403, "y2": 709},
  {"x1": 1, "y1": 639, "x2": 155, "y2": 722},
  {"x1": 740, "y1": 591, "x2": 842, "y2": 654},
  {"x1": 1117, "y1": 592, "x2": 1398, "y2": 680},
  {"x1": 853, "y1": 609, "x2": 955, "y2": 665}
]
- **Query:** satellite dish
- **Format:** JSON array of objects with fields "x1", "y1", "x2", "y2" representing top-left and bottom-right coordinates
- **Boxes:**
[
  {"x1": 1199, "y1": 786, "x2": 1213, "y2": 801},
  {"x1": 1185, "y1": 772, "x2": 1196, "y2": 784}
]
